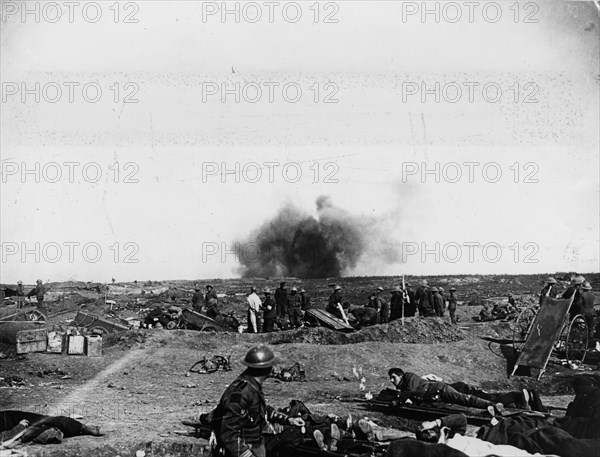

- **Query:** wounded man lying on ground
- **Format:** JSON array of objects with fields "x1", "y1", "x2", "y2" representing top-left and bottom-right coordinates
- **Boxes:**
[
  {"x1": 386, "y1": 368, "x2": 547, "y2": 413},
  {"x1": 0, "y1": 410, "x2": 102, "y2": 448}
]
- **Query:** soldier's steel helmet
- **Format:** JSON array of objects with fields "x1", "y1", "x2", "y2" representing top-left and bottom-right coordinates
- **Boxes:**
[
  {"x1": 572, "y1": 276, "x2": 585, "y2": 285},
  {"x1": 438, "y1": 287, "x2": 445, "y2": 292},
  {"x1": 17, "y1": 280, "x2": 23, "y2": 285},
  {"x1": 334, "y1": 285, "x2": 342, "y2": 291},
  {"x1": 263, "y1": 288, "x2": 272, "y2": 294},
  {"x1": 581, "y1": 282, "x2": 592, "y2": 290},
  {"x1": 545, "y1": 277, "x2": 557, "y2": 284},
  {"x1": 290, "y1": 287, "x2": 298, "y2": 292},
  {"x1": 420, "y1": 279, "x2": 428, "y2": 286},
  {"x1": 430, "y1": 287, "x2": 439, "y2": 293},
  {"x1": 241, "y1": 345, "x2": 276, "y2": 368},
  {"x1": 449, "y1": 287, "x2": 457, "y2": 291}
]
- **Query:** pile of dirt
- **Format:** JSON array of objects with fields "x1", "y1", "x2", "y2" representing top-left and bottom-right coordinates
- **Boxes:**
[{"x1": 264, "y1": 317, "x2": 465, "y2": 345}]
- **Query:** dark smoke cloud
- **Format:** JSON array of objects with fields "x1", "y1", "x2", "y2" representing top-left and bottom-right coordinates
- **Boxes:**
[{"x1": 234, "y1": 196, "x2": 370, "y2": 279}]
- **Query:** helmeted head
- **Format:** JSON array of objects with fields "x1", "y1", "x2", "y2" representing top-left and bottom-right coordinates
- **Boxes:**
[
  {"x1": 420, "y1": 279, "x2": 428, "y2": 286},
  {"x1": 545, "y1": 277, "x2": 557, "y2": 285},
  {"x1": 194, "y1": 286, "x2": 200, "y2": 291},
  {"x1": 375, "y1": 286, "x2": 384, "y2": 293},
  {"x1": 279, "y1": 281, "x2": 286, "y2": 287},
  {"x1": 17, "y1": 280, "x2": 23, "y2": 285},
  {"x1": 206, "y1": 284, "x2": 213, "y2": 290},
  {"x1": 263, "y1": 288, "x2": 272, "y2": 295},
  {"x1": 581, "y1": 282, "x2": 592, "y2": 291},
  {"x1": 36, "y1": 279, "x2": 42, "y2": 284},
  {"x1": 299, "y1": 289, "x2": 306, "y2": 294},
  {"x1": 241, "y1": 345, "x2": 277, "y2": 376},
  {"x1": 449, "y1": 287, "x2": 456, "y2": 292},
  {"x1": 290, "y1": 287, "x2": 298, "y2": 294},
  {"x1": 572, "y1": 276, "x2": 585, "y2": 286},
  {"x1": 438, "y1": 287, "x2": 444, "y2": 293},
  {"x1": 388, "y1": 367, "x2": 404, "y2": 387},
  {"x1": 430, "y1": 287, "x2": 439, "y2": 293},
  {"x1": 334, "y1": 285, "x2": 342, "y2": 291}
]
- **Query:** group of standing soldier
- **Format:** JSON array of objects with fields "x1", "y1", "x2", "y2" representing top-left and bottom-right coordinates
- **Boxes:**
[
  {"x1": 4, "y1": 279, "x2": 46, "y2": 309},
  {"x1": 326, "y1": 281, "x2": 460, "y2": 327},
  {"x1": 247, "y1": 281, "x2": 311, "y2": 334}
]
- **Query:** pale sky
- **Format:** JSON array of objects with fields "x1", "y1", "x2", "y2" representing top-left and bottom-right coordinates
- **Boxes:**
[{"x1": 1, "y1": 1, "x2": 599, "y2": 283}]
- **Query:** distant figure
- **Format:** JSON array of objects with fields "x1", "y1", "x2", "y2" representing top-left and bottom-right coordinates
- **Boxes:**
[
  {"x1": 390, "y1": 286, "x2": 403, "y2": 321},
  {"x1": 204, "y1": 284, "x2": 220, "y2": 319},
  {"x1": 299, "y1": 289, "x2": 311, "y2": 311},
  {"x1": 376, "y1": 287, "x2": 390, "y2": 323},
  {"x1": 350, "y1": 306, "x2": 378, "y2": 328},
  {"x1": 191, "y1": 286, "x2": 203, "y2": 312},
  {"x1": 246, "y1": 286, "x2": 262, "y2": 333},
  {"x1": 287, "y1": 287, "x2": 302, "y2": 328},
  {"x1": 539, "y1": 277, "x2": 558, "y2": 305},
  {"x1": 580, "y1": 282, "x2": 596, "y2": 341},
  {"x1": 274, "y1": 281, "x2": 288, "y2": 320},
  {"x1": 262, "y1": 288, "x2": 276, "y2": 333},
  {"x1": 326, "y1": 285, "x2": 345, "y2": 319},
  {"x1": 16, "y1": 280, "x2": 25, "y2": 309},
  {"x1": 507, "y1": 293, "x2": 516, "y2": 307},
  {"x1": 415, "y1": 280, "x2": 434, "y2": 317},
  {"x1": 448, "y1": 287, "x2": 458, "y2": 324},
  {"x1": 432, "y1": 287, "x2": 445, "y2": 317},
  {"x1": 438, "y1": 287, "x2": 446, "y2": 312},
  {"x1": 26, "y1": 280, "x2": 45, "y2": 304},
  {"x1": 563, "y1": 276, "x2": 586, "y2": 321}
]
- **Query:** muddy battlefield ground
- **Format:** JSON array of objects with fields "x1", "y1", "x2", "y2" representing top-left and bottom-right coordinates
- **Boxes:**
[{"x1": 1, "y1": 273, "x2": 599, "y2": 456}]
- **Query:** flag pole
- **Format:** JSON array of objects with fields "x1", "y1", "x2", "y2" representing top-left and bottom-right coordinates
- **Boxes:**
[{"x1": 401, "y1": 275, "x2": 406, "y2": 326}]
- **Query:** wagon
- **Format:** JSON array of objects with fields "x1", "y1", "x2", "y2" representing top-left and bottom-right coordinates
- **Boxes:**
[
  {"x1": 0, "y1": 306, "x2": 47, "y2": 323},
  {"x1": 180, "y1": 308, "x2": 235, "y2": 332},
  {"x1": 511, "y1": 294, "x2": 589, "y2": 379}
]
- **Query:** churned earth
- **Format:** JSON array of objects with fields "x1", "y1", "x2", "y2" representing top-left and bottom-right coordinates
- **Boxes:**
[{"x1": 1, "y1": 274, "x2": 598, "y2": 456}]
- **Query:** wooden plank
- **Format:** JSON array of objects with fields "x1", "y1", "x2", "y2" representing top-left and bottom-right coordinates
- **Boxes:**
[
  {"x1": 514, "y1": 297, "x2": 572, "y2": 372},
  {"x1": 305, "y1": 309, "x2": 354, "y2": 332}
]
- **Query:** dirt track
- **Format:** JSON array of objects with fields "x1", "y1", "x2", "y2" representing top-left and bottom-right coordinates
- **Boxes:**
[{"x1": 1, "y1": 274, "x2": 599, "y2": 456}]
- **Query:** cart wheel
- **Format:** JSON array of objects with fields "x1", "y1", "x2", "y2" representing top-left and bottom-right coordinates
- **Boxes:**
[
  {"x1": 566, "y1": 314, "x2": 588, "y2": 365},
  {"x1": 512, "y1": 307, "x2": 536, "y2": 354},
  {"x1": 166, "y1": 321, "x2": 177, "y2": 330},
  {"x1": 25, "y1": 310, "x2": 47, "y2": 322}
]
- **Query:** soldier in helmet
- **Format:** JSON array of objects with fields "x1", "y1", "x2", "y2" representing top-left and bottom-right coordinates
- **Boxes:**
[
  {"x1": 390, "y1": 286, "x2": 403, "y2": 321},
  {"x1": 274, "y1": 281, "x2": 288, "y2": 321},
  {"x1": 204, "y1": 285, "x2": 220, "y2": 319},
  {"x1": 15, "y1": 280, "x2": 25, "y2": 309},
  {"x1": 539, "y1": 277, "x2": 558, "y2": 305},
  {"x1": 562, "y1": 276, "x2": 585, "y2": 320},
  {"x1": 415, "y1": 280, "x2": 434, "y2": 317},
  {"x1": 191, "y1": 286, "x2": 203, "y2": 312},
  {"x1": 287, "y1": 287, "x2": 302, "y2": 328},
  {"x1": 326, "y1": 285, "x2": 344, "y2": 318},
  {"x1": 447, "y1": 287, "x2": 458, "y2": 324},
  {"x1": 26, "y1": 280, "x2": 46, "y2": 304},
  {"x1": 211, "y1": 346, "x2": 305, "y2": 457},
  {"x1": 262, "y1": 289, "x2": 277, "y2": 333},
  {"x1": 580, "y1": 282, "x2": 596, "y2": 341}
]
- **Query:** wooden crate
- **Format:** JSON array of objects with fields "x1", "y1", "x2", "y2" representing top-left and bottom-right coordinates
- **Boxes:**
[{"x1": 16, "y1": 328, "x2": 48, "y2": 354}]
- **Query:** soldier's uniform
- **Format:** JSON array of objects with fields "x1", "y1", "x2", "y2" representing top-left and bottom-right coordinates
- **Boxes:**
[
  {"x1": 287, "y1": 290, "x2": 302, "y2": 328},
  {"x1": 212, "y1": 374, "x2": 290, "y2": 457},
  {"x1": 390, "y1": 291, "x2": 403, "y2": 321},
  {"x1": 379, "y1": 297, "x2": 390, "y2": 323},
  {"x1": 326, "y1": 291, "x2": 344, "y2": 318},
  {"x1": 415, "y1": 285, "x2": 433, "y2": 317},
  {"x1": 299, "y1": 291, "x2": 311, "y2": 311},
  {"x1": 433, "y1": 292, "x2": 445, "y2": 317},
  {"x1": 15, "y1": 282, "x2": 25, "y2": 309},
  {"x1": 274, "y1": 285, "x2": 288, "y2": 320},
  {"x1": 191, "y1": 289, "x2": 203, "y2": 312},
  {"x1": 27, "y1": 282, "x2": 45, "y2": 304},
  {"x1": 539, "y1": 284, "x2": 558, "y2": 305},
  {"x1": 448, "y1": 291, "x2": 458, "y2": 324},
  {"x1": 262, "y1": 294, "x2": 276, "y2": 333},
  {"x1": 581, "y1": 284, "x2": 596, "y2": 340}
]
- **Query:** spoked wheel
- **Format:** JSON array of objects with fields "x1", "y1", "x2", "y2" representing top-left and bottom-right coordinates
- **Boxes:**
[
  {"x1": 24, "y1": 310, "x2": 47, "y2": 322},
  {"x1": 512, "y1": 307, "x2": 537, "y2": 354},
  {"x1": 565, "y1": 314, "x2": 589, "y2": 365}
]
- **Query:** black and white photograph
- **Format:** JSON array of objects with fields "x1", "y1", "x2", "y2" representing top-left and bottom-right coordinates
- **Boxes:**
[{"x1": 1, "y1": 1, "x2": 599, "y2": 456}]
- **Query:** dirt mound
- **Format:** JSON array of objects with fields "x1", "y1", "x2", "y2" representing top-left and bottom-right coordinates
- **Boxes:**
[{"x1": 264, "y1": 317, "x2": 465, "y2": 345}]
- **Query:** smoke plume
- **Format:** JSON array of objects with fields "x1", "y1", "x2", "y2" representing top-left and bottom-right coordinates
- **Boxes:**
[{"x1": 235, "y1": 196, "x2": 380, "y2": 279}]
